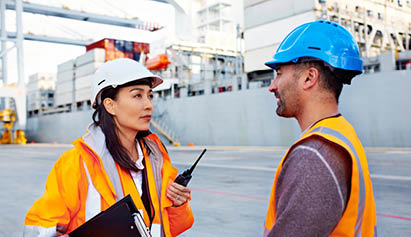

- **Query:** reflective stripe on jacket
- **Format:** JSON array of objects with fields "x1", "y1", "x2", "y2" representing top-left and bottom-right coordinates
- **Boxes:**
[
  {"x1": 264, "y1": 116, "x2": 377, "y2": 236},
  {"x1": 24, "y1": 125, "x2": 194, "y2": 236}
]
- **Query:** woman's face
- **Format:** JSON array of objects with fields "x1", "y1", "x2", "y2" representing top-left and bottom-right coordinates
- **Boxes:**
[{"x1": 108, "y1": 84, "x2": 153, "y2": 134}]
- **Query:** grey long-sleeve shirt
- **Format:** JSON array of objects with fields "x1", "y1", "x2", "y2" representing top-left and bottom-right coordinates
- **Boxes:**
[{"x1": 268, "y1": 135, "x2": 352, "y2": 237}]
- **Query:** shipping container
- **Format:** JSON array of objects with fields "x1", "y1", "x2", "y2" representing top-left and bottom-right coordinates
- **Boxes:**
[
  {"x1": 75, "y1": 61, "x2": 104, "y2": 78},
  {"x1": 124, "y1": 41, "x2": 134, "y2": 52},
  {"x1": 57, "y1": 59, "x2": 75, "y2": 73},
  {"x1": 114, "y1": 50, "x2": 125, "y2": 59},
  {"x1": 114, "y1": 39, "x2": 125, "y2": 51},
  {"x1": 133, "y1": 52, "x2": 141, "y2": 61},
  {"x1": 27, "y1": 73, "x2": 56, "y2": 91},
  {"x1": 133, "y1": 42, "x2": 144, "y2": 53},
  {"x1": 105, "y1": 50, "x2": 116, "y2": 61},
  {"x1": 76, "y1": 48, "x2": 106, "y2": 67},
  {"x1": 143, "y1": 43, "x2": 150, "y2": 54},
  {"x1": 124, "y1": 52, "x2": 134, "y2": 59},
  {"x1": 74, "y1": 75, "x2": 93, "y2": 91},
  {"x1": 86, "y1": 38, "x2": 115, "y2": 51},
  {"x1": 57, "y1": 70, "x2": 74, "y2": 83},
  {"x1": 55, "y1": 80, "x2": 74, "y2": 94}
]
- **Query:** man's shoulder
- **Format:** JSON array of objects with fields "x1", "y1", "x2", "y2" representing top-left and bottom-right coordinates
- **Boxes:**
[
  {"x1": 284, "y1": 135, "x2": 352, "y2": 185},
  {"x1": 290, "y1": 135, "x2": 351, "y2": 162}
]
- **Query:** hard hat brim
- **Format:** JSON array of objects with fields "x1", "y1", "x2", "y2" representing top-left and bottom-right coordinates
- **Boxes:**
[
  {"x1": 150, "y1": 75, "x2": 163, "y2": 89},
  {"x1": 264, "y1": 60, "x2": 280, "y2": 70}
]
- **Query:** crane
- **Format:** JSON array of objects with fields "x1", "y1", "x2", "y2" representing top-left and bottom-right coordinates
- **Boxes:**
[{"x1": 1, "y1": 0, "x2": 162, "y2": 144}]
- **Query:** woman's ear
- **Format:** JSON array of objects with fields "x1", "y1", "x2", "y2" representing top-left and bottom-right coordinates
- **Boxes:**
[{"x1": 103, "y1": 98, "x2": 116, "y2": 116}]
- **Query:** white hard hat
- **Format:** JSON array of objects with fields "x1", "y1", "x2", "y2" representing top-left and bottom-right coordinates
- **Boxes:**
[{"x1": 91, "y1": 58, "x2": 163, "y2": 107}]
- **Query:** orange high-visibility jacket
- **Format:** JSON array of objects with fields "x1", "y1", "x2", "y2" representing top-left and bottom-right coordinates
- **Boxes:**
[
  {"x1": 24, "y1": 126, "x2": 194, "y2": 236},
  {"x1": 264, "y1": 116, "x2": 377, "y2": 236}
]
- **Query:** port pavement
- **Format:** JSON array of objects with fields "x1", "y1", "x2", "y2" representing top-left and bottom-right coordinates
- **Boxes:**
[{"x1": 0, "y1": 144, "x2": 410, "y2": 236}]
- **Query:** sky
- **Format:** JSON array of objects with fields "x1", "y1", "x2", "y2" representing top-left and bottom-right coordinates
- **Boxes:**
[{"x1": 2, "y1": 0, "x2": 175, "y2": 84}]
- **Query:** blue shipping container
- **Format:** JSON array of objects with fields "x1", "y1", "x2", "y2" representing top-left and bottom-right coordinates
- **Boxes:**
[
  {"x1": 114, "y1": 40, "x2": 125, "y2": 51},
  {"x1": 133, "y1": 52, "x2": 141, "y2": 61},
  {"x1": 124, "y1": 41, "x2": 134, "y2": 52}
]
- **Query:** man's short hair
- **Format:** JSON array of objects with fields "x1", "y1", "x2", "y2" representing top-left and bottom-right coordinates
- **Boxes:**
[{"x1": 294, "y1": 60, "x2": 344, "y2": 103}]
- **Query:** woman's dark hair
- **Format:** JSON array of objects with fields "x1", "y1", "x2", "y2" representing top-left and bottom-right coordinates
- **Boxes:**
[{"x1": 92, "y1": 78, "x2": 153, "y2": 172}]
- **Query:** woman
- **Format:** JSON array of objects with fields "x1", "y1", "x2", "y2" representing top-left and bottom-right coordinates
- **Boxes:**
[{"x1": 24, "y1": 58, "x2": 194, "y2": 236}]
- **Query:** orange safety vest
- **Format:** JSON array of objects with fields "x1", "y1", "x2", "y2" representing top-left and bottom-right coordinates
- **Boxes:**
[
  {"x1": 264, "y1": 116, "x2": 377, "y2": 236},
  {"x1": 24, "y1": 132, "x2": 193, "y2": 236}
]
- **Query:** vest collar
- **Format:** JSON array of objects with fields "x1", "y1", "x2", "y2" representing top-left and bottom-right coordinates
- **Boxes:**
[{"x1": 301, "y1": 113, "x2": 342, "y2": 137}]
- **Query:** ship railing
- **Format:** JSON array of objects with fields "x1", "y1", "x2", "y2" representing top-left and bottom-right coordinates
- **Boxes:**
[{"x1": 150, "y1": 118, "x2": 180, "y2": 146}]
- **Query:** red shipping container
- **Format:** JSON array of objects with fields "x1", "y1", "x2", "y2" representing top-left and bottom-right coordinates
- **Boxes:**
[
  {"x1": 105, "y1": 50, "x2": 116, "y2": 61},
  {"x1": 114, "y1": 50, "x2": 125, "y2": 59},
  {"x1": 86, "y1": 38, "x2": 115, "y2": 51},
  {"x1": 133, "y1": 42, "x2": 143, "y2": 53},
  {"x1": 124, "y1": 52, "x2": 133, "y2": 59},
  {"x1": 143, "y1": 43, "x2": 150, "y2": 54}
]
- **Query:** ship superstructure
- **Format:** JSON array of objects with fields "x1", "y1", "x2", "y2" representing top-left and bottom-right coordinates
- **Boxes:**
[
  {"x1": 243, "y1": 0, "x2": 411, "y2": 82},
  {"x1": 1, "y1": 0, "x2": 410, "y2": 147}
]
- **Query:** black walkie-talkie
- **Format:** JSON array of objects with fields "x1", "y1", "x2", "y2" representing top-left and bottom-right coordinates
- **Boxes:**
[{"x1": 174, "y1": 149, "x2": 207, "y2": 187}]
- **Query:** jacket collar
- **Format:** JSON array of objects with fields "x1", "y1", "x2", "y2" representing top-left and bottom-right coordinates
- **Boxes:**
[
  {"x1": 74, "y1": 123, "x2": 125, "y2": 201},
  {"x1": 82, "y1": 123, "x2": 106, "y2": 159}
]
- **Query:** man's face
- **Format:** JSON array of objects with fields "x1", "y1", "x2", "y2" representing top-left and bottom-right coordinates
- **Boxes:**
[{"x1": 268, "y1": 64, "x2": 301, "y2": 118}]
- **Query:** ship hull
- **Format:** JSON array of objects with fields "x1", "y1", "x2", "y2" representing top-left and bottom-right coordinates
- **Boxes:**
[{"x1": 27, "y1": 70, "x2": 411, "y2": 147}]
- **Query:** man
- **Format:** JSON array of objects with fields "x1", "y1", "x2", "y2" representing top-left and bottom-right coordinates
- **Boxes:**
[{"x1": 263, "y1": 20, "x2": 377, "y2": 236}]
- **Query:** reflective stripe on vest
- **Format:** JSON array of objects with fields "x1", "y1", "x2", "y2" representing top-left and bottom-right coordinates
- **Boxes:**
[
  {"x1": 83, "y1": 161, "x2": 101, "y2": 221},
  {"x1": 82, "y1": 135, "x2": 167, "y2": 232},
  {"x1": 82, "y1": 160, "x2": 162, "y2": 236},
  {"x1": 310, "y1": 126, "x2": 366, "y2": 236},
  {"x1": 293, "y1": 145, "x2": 345, "y2": 213}
]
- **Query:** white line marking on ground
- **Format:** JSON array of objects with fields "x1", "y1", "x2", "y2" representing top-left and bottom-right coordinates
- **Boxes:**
[
  {"x1": 173, "y1": 162, "x2": 274, "y2": 171},
  {"x1": 173, "y1": 162, "x2": 411, "y2": 181},
  {"x1": 385, "y1": 151, "x2": 411, "y2": 154},
  {"x1": 370, "y1": 174, "x2": 411, "y2": 181}
]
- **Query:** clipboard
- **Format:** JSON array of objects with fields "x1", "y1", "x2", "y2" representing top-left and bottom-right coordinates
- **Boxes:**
[{"x1": 70, "y1": 195, "x2": 146, "y2": 237}]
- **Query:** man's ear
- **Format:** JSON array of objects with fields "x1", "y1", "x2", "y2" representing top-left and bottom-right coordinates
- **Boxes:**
[
  {"x1": 103, "y1": 98, "x2": 116, "y2": 115},
  {"x1": 303, "y1": 67, "x2": 320, "y2": 90}
]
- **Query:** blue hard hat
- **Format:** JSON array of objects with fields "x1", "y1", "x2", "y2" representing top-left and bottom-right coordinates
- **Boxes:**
[{"x1": 265, "y1": 20, "x2": 363, "y2": 75}]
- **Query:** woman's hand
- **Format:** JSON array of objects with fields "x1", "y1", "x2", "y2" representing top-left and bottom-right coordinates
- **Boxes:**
[
  {"x1": 166, "y1": 182, "x2": 191, "y2": 207},
  {"x1": 56, "y1": 225, "x2": 69, "y2": 236}
]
